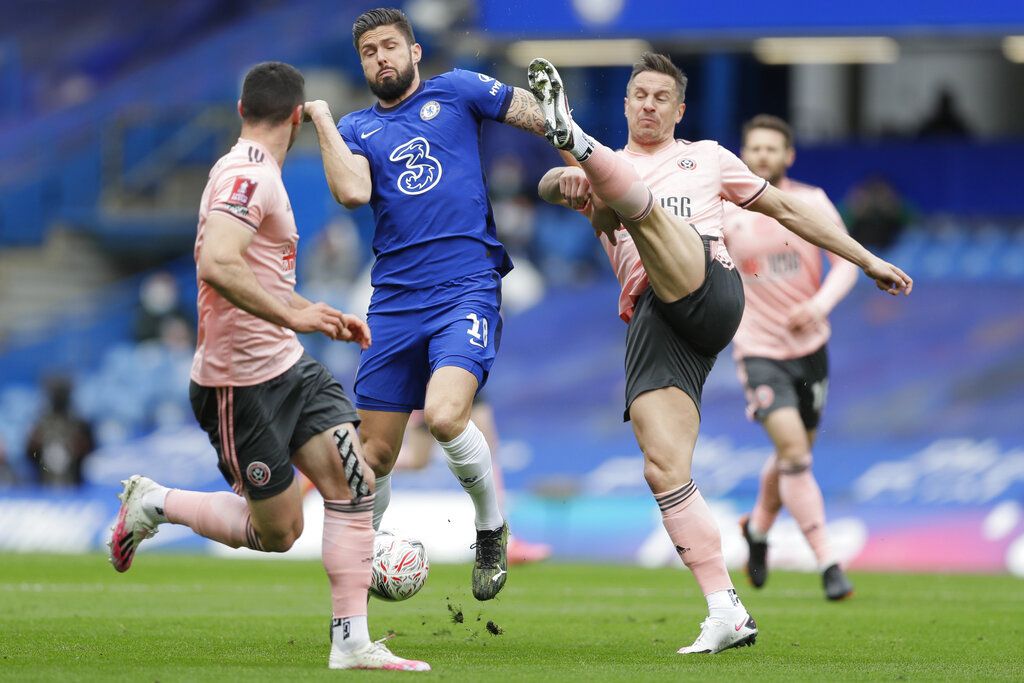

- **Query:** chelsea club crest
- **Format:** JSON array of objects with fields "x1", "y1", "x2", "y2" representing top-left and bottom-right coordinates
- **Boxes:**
[{"x1": 420, "y1": 100, "x2": 441, "y2": 121}]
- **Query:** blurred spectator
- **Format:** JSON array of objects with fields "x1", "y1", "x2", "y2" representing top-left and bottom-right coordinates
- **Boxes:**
[
  {"x1": 917, "y1": 89, "x2": 972, "y2": 139},
  {"x1": 302, "y1": 216, "x2": 364, "y2": 298},
  {"x1": 0, "y1": 438, "x2": 17, "y2": 487},
  {"x1": 26, "y1": 376, "x2": 95, "y2": 488},
  {"x1": 843, "y1": 176, "x2": 912, "y2": 250},
  {"x1": 134, "y1": 271, "x2": 193, "y2": 349},
  {"x1": 300, "y1": 217, "x2": 367, "y2": 377},
  {"x1": 490, "y1": 154, "x2": 538, "y2": 257}
]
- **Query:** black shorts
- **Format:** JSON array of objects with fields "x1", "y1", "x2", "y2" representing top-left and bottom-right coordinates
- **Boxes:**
[
  {"x1": 624, "y1": 235, "x2": 745, "y2": 420},
  {"x1": 739, "y1": 345, "x2": 829, "y2": 430},
  {"x1": 189, "y1": 352, "x2": 359, "y2": 500}
]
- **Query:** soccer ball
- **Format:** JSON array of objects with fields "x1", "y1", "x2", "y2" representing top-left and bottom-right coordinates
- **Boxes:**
[{"x1": 369, "y1": 531, "x2": 429, "y2": 601}]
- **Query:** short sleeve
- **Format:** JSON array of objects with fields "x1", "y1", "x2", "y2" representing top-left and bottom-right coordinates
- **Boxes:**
[
  {"x1": 209, "y1": 172, "x2": 272, "y2": 231},
  {"x1": 446, "y1": 69, "x2": 513, "y2": 122},
  {"x1": 337, "y1": 116, "x2": 367, "y2": 157},
  {"x1": 717, "y1": 145, "x2": 769, "y2": 208}
]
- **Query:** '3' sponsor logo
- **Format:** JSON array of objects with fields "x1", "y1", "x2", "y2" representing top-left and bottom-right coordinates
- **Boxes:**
[{"x1": 389, "y1": 137, "x2": 443, "y2": 195}]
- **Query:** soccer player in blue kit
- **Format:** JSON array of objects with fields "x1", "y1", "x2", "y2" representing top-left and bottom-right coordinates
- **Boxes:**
[{"x1": 305, "y1": 7, "x2": 548, "y2": 600}]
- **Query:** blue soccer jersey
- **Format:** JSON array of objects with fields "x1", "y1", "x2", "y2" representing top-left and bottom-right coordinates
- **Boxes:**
[
  {"x1": 338, "y1": 69, "x2": 515, "y2": 289},
  {"x1": 339, "y1": 69, "x2": 517, "y2": 411}
]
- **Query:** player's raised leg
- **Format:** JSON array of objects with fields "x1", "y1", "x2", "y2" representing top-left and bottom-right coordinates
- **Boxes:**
[
  {"x1": 528, "y1": 57, "x2": 707, "y2": 302},
  {"x1": 424, "y1": 366, "x2": 508, "y2": 601},
  {"x1": 109, "y1": 474, "x2": 300, "y2": 573},
  {"x1": 294, "y1": 422, "x2": 428, "y2": 672},
  {"x1": 630, "y1": 387, "x2": 757, "y2": 654}
]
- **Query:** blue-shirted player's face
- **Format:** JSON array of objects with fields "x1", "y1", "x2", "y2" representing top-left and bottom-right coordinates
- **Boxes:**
[{"x1": 357, "y1": 25, "x2": 421, "y2": 102}]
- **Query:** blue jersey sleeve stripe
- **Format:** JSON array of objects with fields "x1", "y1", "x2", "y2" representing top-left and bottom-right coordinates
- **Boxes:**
[{"x1": 496, "y1": 86, "x2": 513, "y2": 122}]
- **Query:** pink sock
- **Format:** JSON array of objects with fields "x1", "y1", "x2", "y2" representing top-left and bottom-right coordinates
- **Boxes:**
[
  {"x1": 323, "y1": 496, "x2": 375, "y2": 618},
  {"x1": 750, "y1": 455, "x2": 782, "y2": 535},
  {"x1": 778, "y1": 458, "x2": 834, "y2": 567},
  {"x1": 164, "y1": 489, "x2": 262, "y2": 550},
  {"x1": 654, "y1": 480, "x2": 734, "y2": 595},
  {"x1": 580, "y1": 142, "x2": 654, "y2": 222}
]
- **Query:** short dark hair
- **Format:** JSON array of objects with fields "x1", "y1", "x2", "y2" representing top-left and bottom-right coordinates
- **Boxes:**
[
  {"x1": 353, "y1": 7, "x2": 416, "y2": 51},
  {"x1": 742, "y1": 114, "x2": 793, "y2": 148},
  {"x1": 240, "y1": 62, "x2": 304, "y2": 124},
  {"x1": 627, "y1": 52, "x2": 687, "y2": 103}
]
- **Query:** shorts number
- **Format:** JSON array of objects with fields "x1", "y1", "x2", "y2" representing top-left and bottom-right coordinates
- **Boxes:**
[
  {"x1": 466, "y1": 313, "x2": 488, "y2": 349},
  {"x1": 810, "y1": 379, "x2": 829, "y2": 413}
]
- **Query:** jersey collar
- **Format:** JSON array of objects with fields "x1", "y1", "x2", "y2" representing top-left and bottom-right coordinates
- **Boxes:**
[{"x1": 236, "y1": 137, "x2": 281, "y2": 173}]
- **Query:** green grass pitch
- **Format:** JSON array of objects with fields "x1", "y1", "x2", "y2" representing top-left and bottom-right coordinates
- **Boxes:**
[{"x1": 1, "y1": 554, "x2": 1022, "y2": 681}]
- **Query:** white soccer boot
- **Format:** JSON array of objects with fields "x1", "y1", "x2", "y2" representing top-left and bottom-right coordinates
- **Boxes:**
[
  {"x1": 108, "y1": 475, "x2": 166, "y2": 572},
  {"x1": 329, "y1": 638, "x2": 431, "y2": 672},
  {"x1": 677, "y1": 611, "x2": 758, "y2": 654},
  {"x1": 528, "y1": 58, "x2": 579, "y2": 150}
]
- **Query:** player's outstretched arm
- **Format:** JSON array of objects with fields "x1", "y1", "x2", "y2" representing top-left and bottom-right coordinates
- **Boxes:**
[
  {"x1": 749, "y1": 185, "x2": 913, "y2": 296},
  {"x1": 538, "y1": 166, "x2": 622, "y2": 244},
  {"x1": 501, "y1": 87, "x2": 548, "y2": 135},
  {"x1": 198, "y1": 214, "x2": 354, "y2": 342},
  {"x1": 304, "y1": 100, "x2": 372, "y2": 209}
]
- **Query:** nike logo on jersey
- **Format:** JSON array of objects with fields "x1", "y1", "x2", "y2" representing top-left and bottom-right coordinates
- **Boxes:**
[{"x1": 361, "y1": 127, "x2": 383, "y2": 139}]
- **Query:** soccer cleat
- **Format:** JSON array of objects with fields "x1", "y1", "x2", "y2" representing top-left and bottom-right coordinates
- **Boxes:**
[
  {"x1": 471, "y1": 522, "x2": 509, "y2": 601},
  {"x1": 739, "y1": 515, "x2": 769, "y2": 588},
  {"x1": 108, "y1": 475, "x2": 164, "y2": 573},
  {"x1": 678, "y1": 612, "x2": 758, "y2": 655},
  {"x1": 527, "y1": 58, "x2": 575, "y2": 149},
  {"x1": 507, "y1": 537, "x2": 552, "y2": 565},
  {"x1": 823, "y1": 563, "x2": 854, "y2": 601},
  {"x1": 329, "y1": 638, "x2": 430, "y2": 672}
]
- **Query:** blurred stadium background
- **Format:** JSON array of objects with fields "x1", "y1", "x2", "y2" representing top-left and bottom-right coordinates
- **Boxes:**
[{"x1": 1, "y1": 0, "x2": 1023, "y2": 576}]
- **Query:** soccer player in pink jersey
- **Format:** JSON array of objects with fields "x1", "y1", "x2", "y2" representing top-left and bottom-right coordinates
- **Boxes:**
[
  {"x1": 106, "y1": 62, "x2": 428, "y2": 672},
  {"x1": 533, "y1": 54, "x2": 911, "y2": 654},
  {"x1": 724, "y1": 115, "x2": 856, "y2": 601}
]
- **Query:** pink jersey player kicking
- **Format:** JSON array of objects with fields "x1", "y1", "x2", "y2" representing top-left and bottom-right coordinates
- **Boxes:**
[
  {"x1": 107, "y1": 61, "x2": 427, "y2": 672},
  {"x1": 723, "y1": 115, "x2": 857, "y2": 600},
  {"x1": 534, "y1": 54, "x2": 911, "y2": 655}
]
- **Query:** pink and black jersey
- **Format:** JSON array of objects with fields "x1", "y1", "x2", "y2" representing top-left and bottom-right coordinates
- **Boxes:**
[
  {"x1": 723, "y1": 177, "x2": 858, "y2": 361},
  {"x1": 600, "y1": 139, "x2": 768, "y2": 322},
  {"x1": 191, "y1": 138, "x2": 304, "y2": 387}
]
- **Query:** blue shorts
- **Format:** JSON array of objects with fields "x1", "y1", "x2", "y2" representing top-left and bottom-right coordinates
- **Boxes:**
[{"x1": 354, "y1": 270, "x2": 503, "y2": 412}]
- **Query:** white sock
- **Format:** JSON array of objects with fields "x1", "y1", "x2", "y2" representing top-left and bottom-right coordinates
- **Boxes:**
[
  {"x1": 331, "y1": 615, "x2": 369, "y2": 654},
  {"x1": 141, "y1": 484, "x2": 169, "y2": 524},
  {"x1": 706, "y1": 589, "x2": 744, "y2": 620},
  {"x1": 371, "y1": 474, "x2": 391, "y2": 531},
  {"x1": 568, "y1": 121, "x2": 595, "y2": 162},
  {"x1": 439, "y1": 421, "x2": 504, "y2": 531},
  {"x1": 747, "y1": 522, "x2": 768, "y2": 543}
]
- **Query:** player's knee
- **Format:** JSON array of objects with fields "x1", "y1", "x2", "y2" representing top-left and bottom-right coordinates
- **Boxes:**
[
  {"x1": 642, "y1": 450, "x2": 691, "y2": 493},
  {"x1": 424, "y1": 405, "x2": 469, "y2": 443},
  {"x1": 777, "y1": 450, "x2": 813, "y2": 473},
  {"x1": 362, "y1": 438, "x2": 399, "y2": 477},
  {"x1": 776, "y1": 447, "x2": 812, "y2": 469},
  {"x1": 259, "y1": 519, "x2": 303, "y2": 553}
]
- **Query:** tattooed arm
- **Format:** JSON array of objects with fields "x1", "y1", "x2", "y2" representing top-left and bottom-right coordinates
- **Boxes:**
[{"x1": 500, "y1": 87, "x2": 547, "y2": 136}]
